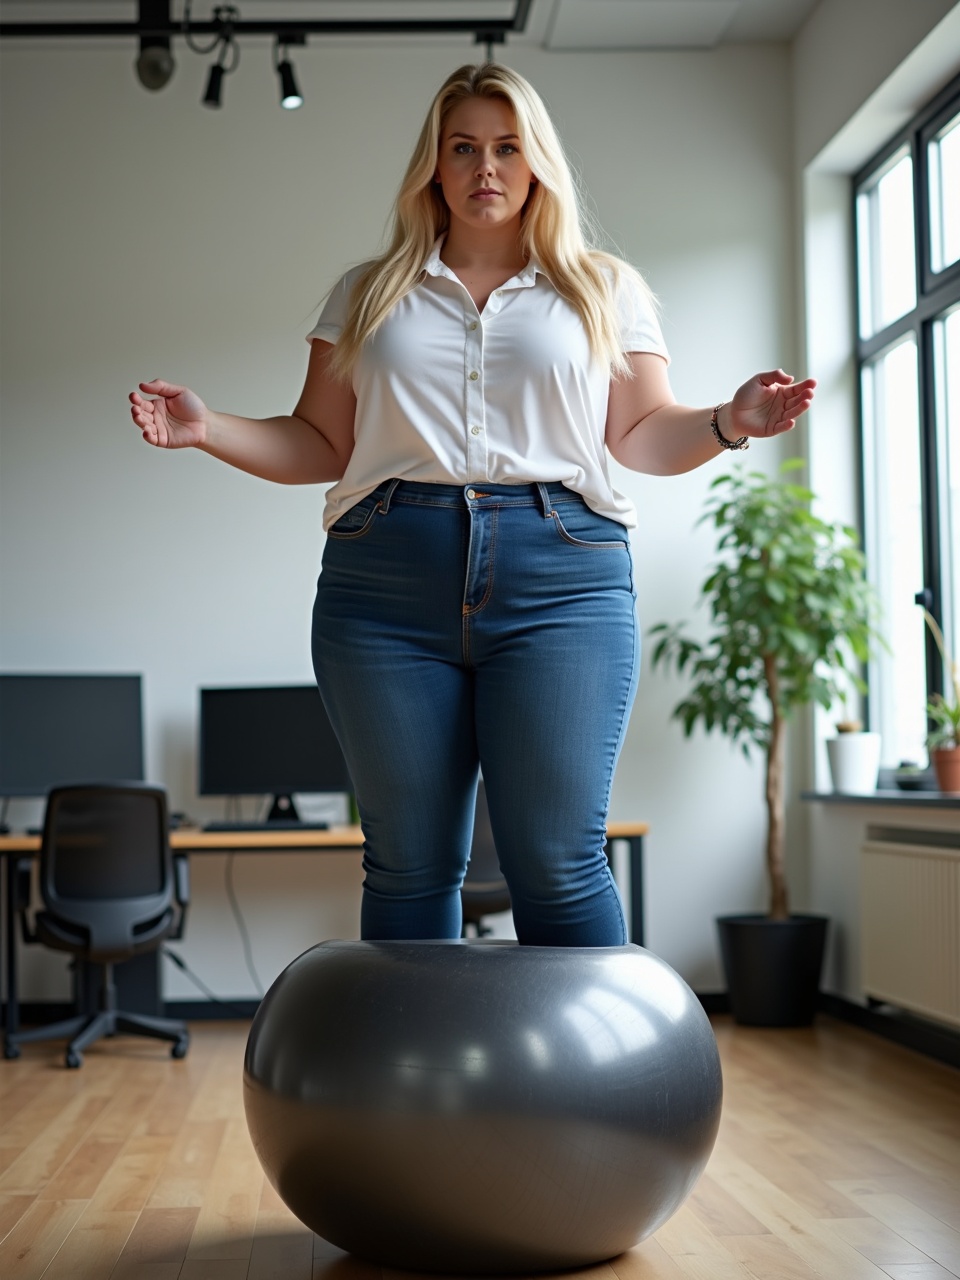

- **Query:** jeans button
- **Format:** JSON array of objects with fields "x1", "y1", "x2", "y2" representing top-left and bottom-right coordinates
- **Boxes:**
[{"x1": 466, "y1": 488, "x2": 476, "y2": 499}]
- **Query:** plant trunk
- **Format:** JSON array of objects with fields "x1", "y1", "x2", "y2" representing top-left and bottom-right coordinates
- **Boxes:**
[{"x1": 763, "y1": 654, "x2": 789, "y2": 920}]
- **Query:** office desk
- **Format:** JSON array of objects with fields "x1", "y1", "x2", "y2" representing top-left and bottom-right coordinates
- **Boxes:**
[{"x1": 1, "y1": 821, "x2": 646, "y2": 1052}]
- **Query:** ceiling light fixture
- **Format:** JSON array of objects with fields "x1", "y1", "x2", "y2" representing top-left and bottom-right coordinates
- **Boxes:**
[
  {"x1": 199, "y1": 8, "x2": 240, "y2": 110},
  {"x1": 275, "y1": 37, "x2": 304, "y2": 111},
  {"x1": 0, "y1": 1, "x2": 534, "y2": 109},
  {"x1": 135, "y1": 37, "x2": 175, "y2": 91},
  {"x1": 203, "y1": 61, "x2": 225, "y2": 108},
  {"x1": 134, "y1": 1, "x2": 175, "y2": 90},
  {"x1": 184, "y1": 2, "x2": 239, "y2": 108},
  {"x1": 478, "y1": 30, "x2": 505, "y2": 63}
]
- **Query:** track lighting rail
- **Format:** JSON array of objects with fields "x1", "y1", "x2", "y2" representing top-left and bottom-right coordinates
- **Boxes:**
[{"x1": 0, "y1": 1, "x2": 533, "y2": 44}]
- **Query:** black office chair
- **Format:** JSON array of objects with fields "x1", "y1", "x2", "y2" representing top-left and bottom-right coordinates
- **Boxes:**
[
  {"x1": 6, "y1": 784, "x2": 190, "y2": 1068},
  {"x1": 461, "y1": 780, "x2": 512, "y2": 937}
]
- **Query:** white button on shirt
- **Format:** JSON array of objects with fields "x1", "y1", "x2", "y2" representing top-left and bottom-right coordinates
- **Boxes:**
[{"x1": 307, "y1": 238, "x2": 669, "y2": 532}]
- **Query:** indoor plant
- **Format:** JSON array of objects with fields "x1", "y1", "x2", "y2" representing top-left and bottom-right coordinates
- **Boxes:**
[
  {"x1": 921, "y1": 606, "x2": 960, "y2": 792},
  {"x1": 649, "y1": 461, "x2": 883, "y2": 1024},
  {"x1": 825, "y1": 699, "x2": 882, "y2": 795}
]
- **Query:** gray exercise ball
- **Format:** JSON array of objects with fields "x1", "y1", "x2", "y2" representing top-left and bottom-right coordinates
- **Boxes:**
[{"x1": 243, "y1": 940, "x2": 722, "y2": 1273}]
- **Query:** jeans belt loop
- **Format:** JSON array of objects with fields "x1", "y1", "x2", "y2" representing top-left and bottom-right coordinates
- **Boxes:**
[
  {"x1": 535, "y1": 482, "x2": 555, "y2": 519},
  {"x1": 380, "y1": 478, "x2": 401, "y2": 516}
]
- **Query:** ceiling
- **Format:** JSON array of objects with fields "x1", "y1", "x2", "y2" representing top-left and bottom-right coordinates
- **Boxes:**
[{"x1": 0, "y1": 1, "x2": 823, "y2": 50}]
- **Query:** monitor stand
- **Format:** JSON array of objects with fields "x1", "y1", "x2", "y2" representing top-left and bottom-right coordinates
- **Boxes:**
[{"x1": 266, "y1": 794, "x2": 300, "y2": 823}]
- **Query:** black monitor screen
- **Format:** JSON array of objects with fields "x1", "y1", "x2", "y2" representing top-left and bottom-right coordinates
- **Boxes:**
[
  {"x1": 0, "y1": 674, "x2": 144, "y2": 797},
  {"x1": 199, "y1": 685, "x2": 352, "y2": 798}
]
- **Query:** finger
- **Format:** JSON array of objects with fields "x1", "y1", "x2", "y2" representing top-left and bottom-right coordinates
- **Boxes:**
[
  {"x1": 139, "y1": 420, "x2": 159, "y2": 444},
  {"x1": 778, "y1": 409, "x2": 807, "y2": 429},
  {"x1": 772, "y1": 375, "x2": 817, "y2": 401},
  {"x1": 772, "y1": 397, "x2": 814, "y2": 432},
  {"x1": 782, "y1": 389, "x2": 814, "y2": 412},
  {"x1": 757, "y1": 369, "x2": 794, "y2": 388},
  {"x1": 139, "y1": 378, "x2": 183, "y2": 397}
]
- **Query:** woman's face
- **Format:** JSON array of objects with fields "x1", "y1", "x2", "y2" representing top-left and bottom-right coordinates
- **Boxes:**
[{"x1": 434, "y1": 95, "x2": 536, "y2": 235}]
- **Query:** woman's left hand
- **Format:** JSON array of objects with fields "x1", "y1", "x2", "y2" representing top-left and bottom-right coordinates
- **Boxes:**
[{"x1": 727, "y1": 369, "x2": 816, "y2": 440}]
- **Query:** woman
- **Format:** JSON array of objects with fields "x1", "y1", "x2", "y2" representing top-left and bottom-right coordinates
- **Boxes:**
[{"x1": 130, "y1": 63, "x2": 814, "y2": 947}]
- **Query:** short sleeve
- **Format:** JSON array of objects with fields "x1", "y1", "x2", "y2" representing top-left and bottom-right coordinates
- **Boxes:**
[
  {"x1": 613, "y1": 267, "x2": 670, "y2": 364},
  {"x1": 305, "y1": 263, "x2": 367, "y2": 345}
]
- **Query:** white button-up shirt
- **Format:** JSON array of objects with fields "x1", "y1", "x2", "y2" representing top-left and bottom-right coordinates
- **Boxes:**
[{"x1": 308, "y1": 238, "x2": 668, "y2": 531}]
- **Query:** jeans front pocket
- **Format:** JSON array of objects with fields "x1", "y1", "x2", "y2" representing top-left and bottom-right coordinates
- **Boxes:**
[
  {"x1": 327, "y1": 495, "x2": 382, "y2": 540},
  {"x1": 550, "y1": 502, "x2": 629, "y2": 549}
]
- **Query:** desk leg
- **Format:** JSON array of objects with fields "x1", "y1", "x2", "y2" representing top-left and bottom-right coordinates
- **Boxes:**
[
  {"x1": 4, "y1": 854, "x2": 20, "y2": 1050},
  {"x1": 604, "y1": 834, "x2": 644, "y2": 946}
]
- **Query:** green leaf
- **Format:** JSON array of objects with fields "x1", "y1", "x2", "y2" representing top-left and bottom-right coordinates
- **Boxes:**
[{"x1": 647, "y1": 466, "x2": 886, "y2": 760}]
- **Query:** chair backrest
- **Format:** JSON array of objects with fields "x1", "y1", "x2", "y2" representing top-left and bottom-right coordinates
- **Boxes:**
[
  {"x1": 461, "y1": 780, "x2": 512, "y2": 925},
  {"x1": 39, "y1": 784, "x2": 175, "y2": 960}
]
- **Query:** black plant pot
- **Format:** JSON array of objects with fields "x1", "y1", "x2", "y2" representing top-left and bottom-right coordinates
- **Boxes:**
[{"x1": 717, "y1": 914, "x2": 829, "y2": 1027}]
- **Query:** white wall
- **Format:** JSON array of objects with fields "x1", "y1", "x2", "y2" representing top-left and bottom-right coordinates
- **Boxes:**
[
  {"x1": 792, "y1": 0, "x2": 957, "y2": 170},
  {"x1": 1, "y1": 38, "x2": 798, "y2": 1001},
  {"x1": 793, "y1": 1, "x2": 960, "y2": 1000}
]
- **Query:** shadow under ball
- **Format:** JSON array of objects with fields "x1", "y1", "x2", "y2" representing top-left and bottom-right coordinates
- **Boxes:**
[{"x1": 243, "y1": 940, "x2": 722, "y2": 1274}]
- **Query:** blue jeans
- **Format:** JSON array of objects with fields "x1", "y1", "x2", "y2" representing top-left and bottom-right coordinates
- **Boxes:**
[{"x1": 311, "y1": 479, "x2": 639, "y2": 946}]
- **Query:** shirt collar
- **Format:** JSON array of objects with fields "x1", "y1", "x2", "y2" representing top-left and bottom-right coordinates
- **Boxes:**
[{"x1": 421, "y1": 236, "x2": 545, "y2": 289}]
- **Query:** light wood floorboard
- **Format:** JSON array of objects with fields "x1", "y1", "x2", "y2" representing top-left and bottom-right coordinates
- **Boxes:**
[{"x1": 0, "y1": 1017, "x2": 956, "y2": 1279}]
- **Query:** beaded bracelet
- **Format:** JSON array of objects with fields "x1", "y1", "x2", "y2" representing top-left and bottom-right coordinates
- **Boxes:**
[{"x1": 710, "y1": 402, "x2": 749, "y2": 451}]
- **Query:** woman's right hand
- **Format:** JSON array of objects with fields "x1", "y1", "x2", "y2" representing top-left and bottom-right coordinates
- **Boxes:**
[{"x1": 129, "y1": 379, "x2": 208, "y2": 449}]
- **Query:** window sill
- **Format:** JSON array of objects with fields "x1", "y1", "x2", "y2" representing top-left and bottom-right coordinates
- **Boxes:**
[{"x1": 801, "y1": 789, "x2": 960, "y2": 810}]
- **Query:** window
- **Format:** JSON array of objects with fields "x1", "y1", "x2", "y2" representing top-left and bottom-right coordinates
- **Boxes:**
[{"x1": 855, "y1": 75, "x2": 960, "y2": 769}]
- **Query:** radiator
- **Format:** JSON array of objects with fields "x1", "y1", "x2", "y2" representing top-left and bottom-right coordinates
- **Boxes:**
[{"x1": 861, "y1": 826, "x2": 960, "y2": 1028}]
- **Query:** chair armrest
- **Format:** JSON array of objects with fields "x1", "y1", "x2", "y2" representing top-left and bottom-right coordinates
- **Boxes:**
[
  {"x1": 171, "y1": 852, "x2": 190, "y2": 940},
  {"x1": 14, "y1": 857, "x2": 38, "y2": 944}
]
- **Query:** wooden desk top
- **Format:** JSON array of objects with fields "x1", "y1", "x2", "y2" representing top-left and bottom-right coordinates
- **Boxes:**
[{"x1": 0, "y1": 821, "x2": 647, "y2": 855}]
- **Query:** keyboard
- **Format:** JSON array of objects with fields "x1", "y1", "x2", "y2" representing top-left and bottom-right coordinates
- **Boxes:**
[{"x1": 202, "y1": 820, "x2": 330, "y2": 832}]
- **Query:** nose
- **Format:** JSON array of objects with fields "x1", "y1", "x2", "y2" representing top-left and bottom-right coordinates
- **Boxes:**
[{"x1": 475, "y1": 149, "x2": 495, "y2": 176}]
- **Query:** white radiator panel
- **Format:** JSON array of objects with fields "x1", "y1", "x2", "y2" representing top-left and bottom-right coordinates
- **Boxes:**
[{"x1": 861, "y1": 831, "x2": 960, "y2": 1028}]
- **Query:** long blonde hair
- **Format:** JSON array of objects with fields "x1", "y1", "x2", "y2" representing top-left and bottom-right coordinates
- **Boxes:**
[{"x1": 329, "y1": 63, "x2": 650, "y2": 380}]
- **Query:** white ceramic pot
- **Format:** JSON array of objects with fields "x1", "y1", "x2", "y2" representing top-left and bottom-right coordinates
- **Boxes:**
[{"x1": 826, "y1": 732, "x2": 882, "y2": 794}]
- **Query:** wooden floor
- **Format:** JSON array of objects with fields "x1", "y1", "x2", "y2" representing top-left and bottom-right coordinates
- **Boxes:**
[{"x1": 0, "y1": 1016, "x2": 958, "y2": 1280}]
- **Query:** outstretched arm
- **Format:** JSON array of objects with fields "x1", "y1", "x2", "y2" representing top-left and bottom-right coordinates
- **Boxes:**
[
  {"x1": 605, "y1": 353, "x2": 816, "y2": 476},
  {"x1": 129, "y1": 339, "x2": 356, "y2": 485}
]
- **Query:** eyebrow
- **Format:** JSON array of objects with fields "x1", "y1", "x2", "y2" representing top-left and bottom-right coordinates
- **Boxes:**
[{"x1": 447, "y1": 132, "x2": 520, "y2": 141}]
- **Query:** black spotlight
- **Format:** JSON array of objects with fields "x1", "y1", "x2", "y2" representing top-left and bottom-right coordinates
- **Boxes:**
[
  {"x1": 278, "y1": 59, "x2": 302, "y2": 110},
  {"x1": 203, "y1": 62, "x2": 226, "y2": 108},
  {"x1": 275, "y1": 39, "x2": 304, "y2": 110},
  {"x1": 136, "y1": 37, "x2": 175, "y2": 91},
  {"x1": 200, "y1": 23, "x2": 239, "y2": 110}
]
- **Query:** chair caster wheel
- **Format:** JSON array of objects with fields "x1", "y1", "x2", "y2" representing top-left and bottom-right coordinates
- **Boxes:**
[
  {"x1": 4, "y1": 1043, "x2": 21, "y2": 1060},
  {"x1": 171, "y1": 1037, "x2": 189, "y2": 1060},
  {"x1": 65, "y1": 1049, "x2": 82, "y2": 1069}
]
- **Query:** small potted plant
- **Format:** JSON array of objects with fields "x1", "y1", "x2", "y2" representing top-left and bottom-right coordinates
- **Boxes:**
[
  {"x1": 921, "y1": 607, "x2": 960, "y2": 793},
  {"x1": 825, "y1": 693, "x2": 882, "y2": 795},
  {"x1": 649, "y1": 461, "x2": 883, "y2": 1025}
]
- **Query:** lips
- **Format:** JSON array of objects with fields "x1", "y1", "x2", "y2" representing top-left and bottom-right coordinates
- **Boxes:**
[{"x1": 471, "y1": 188, "x2": 500, "y2": 198}]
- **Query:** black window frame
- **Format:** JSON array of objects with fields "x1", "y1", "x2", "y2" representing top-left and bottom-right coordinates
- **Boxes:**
[{"x1": 854, "y1": 71, "x2": 960, "y2": 708}]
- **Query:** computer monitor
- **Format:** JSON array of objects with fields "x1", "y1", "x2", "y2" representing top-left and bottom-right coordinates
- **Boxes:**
[
  {"x1": 0, "y1": 674, "x2": 144, "y2": 799},
  {"x1": 198, "y1": 685, "x2": 352, "y2": 822}
]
